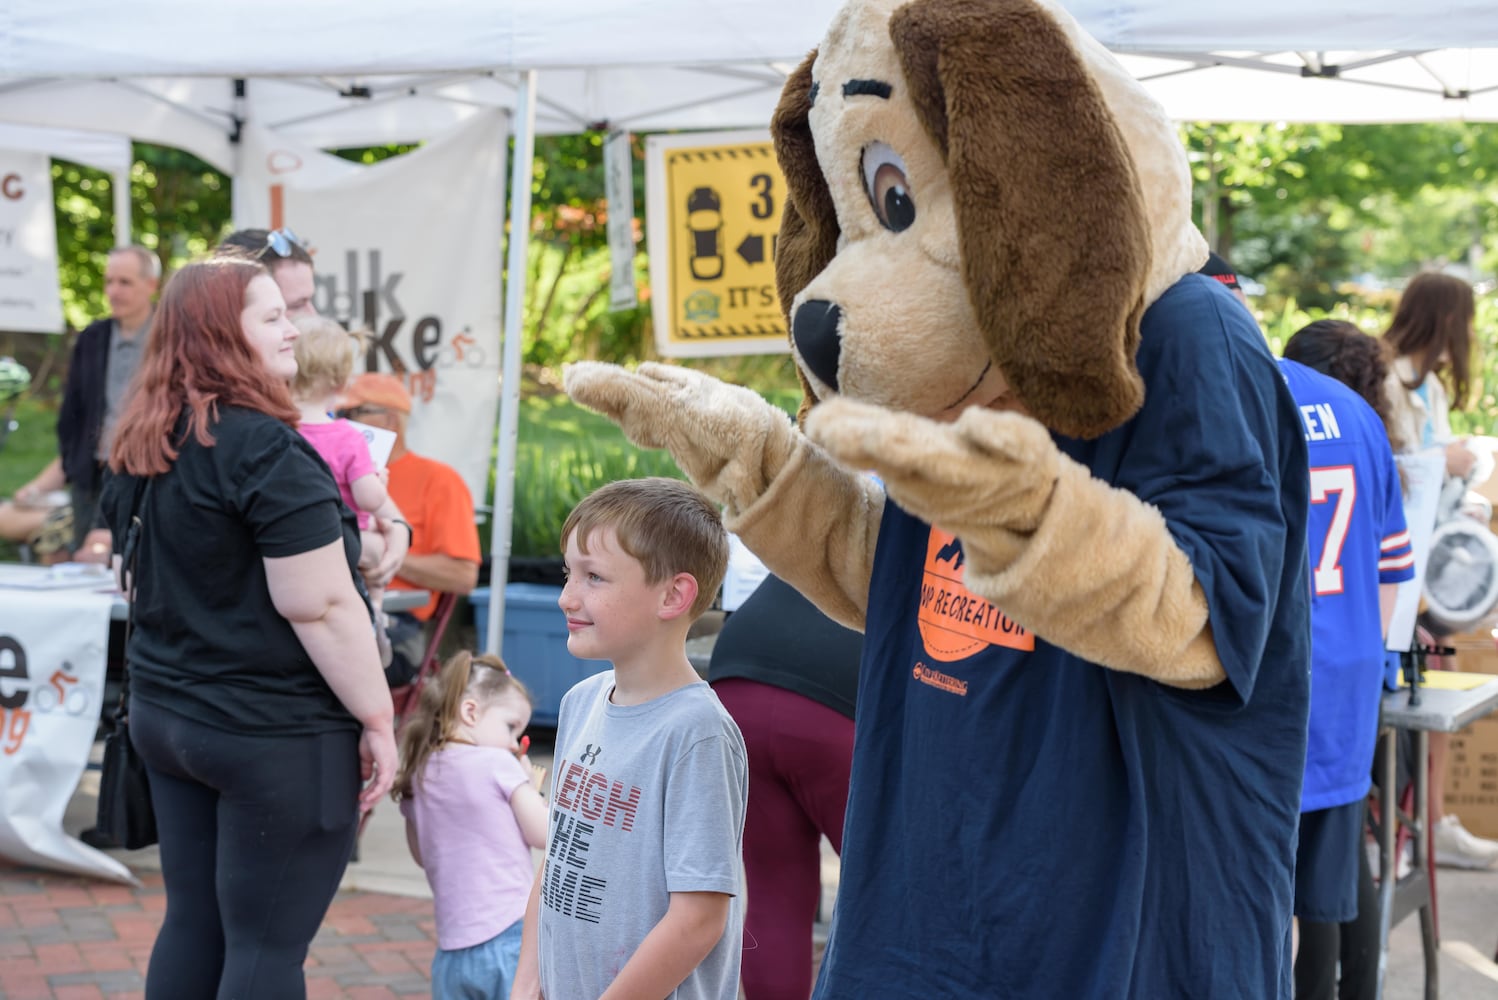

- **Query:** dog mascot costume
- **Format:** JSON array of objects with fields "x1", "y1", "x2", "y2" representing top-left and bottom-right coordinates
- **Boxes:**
[{"x1": 567, "y1": 0, "x2": 1311, "y2": 994}]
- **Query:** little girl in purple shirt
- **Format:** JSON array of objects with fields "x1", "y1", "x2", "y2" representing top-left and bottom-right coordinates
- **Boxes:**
[{"x1": 393, "y1": 652, "x2": 548, "y2": 999}]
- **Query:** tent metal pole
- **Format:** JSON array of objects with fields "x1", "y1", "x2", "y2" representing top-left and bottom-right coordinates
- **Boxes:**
[
  {"x1": 485, "y1": 69, "x2": 537, "y2": 656},
  {"x1": 112, "y1": 166, "x2": 131, "y2": 247}
]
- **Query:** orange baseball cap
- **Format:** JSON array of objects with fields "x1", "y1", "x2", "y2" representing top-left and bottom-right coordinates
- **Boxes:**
[{"x1": 341, "y1": 372, "x2": 412, "y2": 414}]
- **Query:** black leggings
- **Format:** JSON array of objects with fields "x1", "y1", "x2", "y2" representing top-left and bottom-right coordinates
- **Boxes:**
[
  {"x1": 130, "y1": 698, "x2": 361, "y2": 1000},
  {"x1": 1294, "y1": 830, "x2": 1379, "y2": 1000}
]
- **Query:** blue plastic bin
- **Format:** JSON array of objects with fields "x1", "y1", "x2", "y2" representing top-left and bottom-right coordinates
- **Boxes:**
[{"x1": 470, "y1": 583, "x2": 608, "y2": 726}]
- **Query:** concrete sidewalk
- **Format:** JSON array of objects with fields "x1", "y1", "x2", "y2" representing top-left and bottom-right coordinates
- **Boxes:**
[{"x1": 2, "y1": 735, "x2": 1494, "y2": 998}]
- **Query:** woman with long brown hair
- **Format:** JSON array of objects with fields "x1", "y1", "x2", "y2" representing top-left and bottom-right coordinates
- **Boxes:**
[
  {"x1": 1380, "y1": 271, "x2": 1498, "y2": 872},
  {"x1": 100, "y1": 257, "x2": 397, "y2": 999},
  {"x1": 1382, "y1": 271, "x2": 1477, "y2": 479}
]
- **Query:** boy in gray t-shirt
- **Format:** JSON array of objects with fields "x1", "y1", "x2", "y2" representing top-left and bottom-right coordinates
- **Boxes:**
[{"x1": 514, "y1": 478, "x2": 748, "y2": 1000}]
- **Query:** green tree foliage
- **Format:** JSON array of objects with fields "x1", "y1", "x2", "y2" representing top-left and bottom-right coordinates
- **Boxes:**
[
  {"x1": 52, "y1": 143, "x2": 232, "y2": 330},
  {"x1": 10, "y1": 143, "x2": 231, "y2": 399},
  {"x1": 328, "y1": 143, "x2": 421, "y2": 165},
  {"x1": 27, "y1": 123, "x2": 1498, "y2": 423},
  {"x1": 1182, "y1": 122, "x2": 1498, "y2": 311},
  {"x1": 521, "y1": 132, "x2": 651, "y2": 364},
  {"x1": 1184, "y1": 122, "x2": 1498, "y2": 437},
  {"x1": 131, "y1": 144, "x2": 232, "y2": 280}
]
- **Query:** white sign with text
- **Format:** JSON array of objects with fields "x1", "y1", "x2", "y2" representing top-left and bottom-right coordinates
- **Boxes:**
[
  {"x1": 0, "y1": 150, "x2": 64, "y2": 334},
  {"x1": 234, "y1": 113, "x2": 507, "y2": 503}
]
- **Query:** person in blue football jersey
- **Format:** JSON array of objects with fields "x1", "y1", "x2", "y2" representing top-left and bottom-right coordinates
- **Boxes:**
[{"x1": 1283, "y1": 320, "x2": 1414, "y2": 1000}]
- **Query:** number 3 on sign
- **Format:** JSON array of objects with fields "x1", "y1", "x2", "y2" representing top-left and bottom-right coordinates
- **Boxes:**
[
  {"x1": 749, "y1": 173, "x2": 774, "y2": 220},
  {"x1": 1310, "y1": 465, "x2": 1356, "y2": 596}
]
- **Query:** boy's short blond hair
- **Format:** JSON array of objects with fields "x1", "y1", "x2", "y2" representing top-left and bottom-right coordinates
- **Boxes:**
[
  {"x1": 291, "y1": 316, "x2": 367, "y2": 397},
  {"x1": 561, "y1": 477, "x2": 728, "y2": 620}
]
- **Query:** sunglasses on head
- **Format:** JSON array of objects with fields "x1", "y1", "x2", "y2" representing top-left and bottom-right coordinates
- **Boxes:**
[
  {"x1": 265, "y1": 228, "x2": 306, "y2": 258},
  {"x1": 338, "y1": 405, "x2": 392, "y2": 420}
]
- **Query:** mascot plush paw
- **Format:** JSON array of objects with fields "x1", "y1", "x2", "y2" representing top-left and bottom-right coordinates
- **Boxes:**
[
  {"x1": 564, "y1": 361, "x2": 801, "y2": 513},
  {"x1": 569, "y1": 0, "x2": 1311, "y2": 994}
]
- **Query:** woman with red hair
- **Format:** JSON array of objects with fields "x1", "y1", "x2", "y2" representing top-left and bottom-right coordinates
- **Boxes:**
[{"x1": 100, "y1": 258, "x2": 397, "y2": 1000}]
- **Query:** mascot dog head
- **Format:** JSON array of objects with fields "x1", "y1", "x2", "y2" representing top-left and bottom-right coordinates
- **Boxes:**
[{"x1": 772, "y1": 0, "x2": 1207, "y2": 438}]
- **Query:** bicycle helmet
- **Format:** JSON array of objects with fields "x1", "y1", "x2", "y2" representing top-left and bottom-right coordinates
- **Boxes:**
[{"x1": 0, "y1": 357, "x2": 31, "y2": 404}]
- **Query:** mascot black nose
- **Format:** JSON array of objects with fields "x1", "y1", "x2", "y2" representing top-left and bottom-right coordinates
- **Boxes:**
[{"x1": 792, "y1": 299, "x2": 843, "y2": 392}]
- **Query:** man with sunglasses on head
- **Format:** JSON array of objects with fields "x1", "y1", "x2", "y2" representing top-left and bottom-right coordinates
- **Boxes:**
[{"x1": 217, "y1": 227, "x2": 318, "y2": 319}]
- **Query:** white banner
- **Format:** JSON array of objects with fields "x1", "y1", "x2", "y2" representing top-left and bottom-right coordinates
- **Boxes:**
[
  {"x1": 0, "y1": 150, "x2": 64, "y2": 334},
  {"x1": 0, "y1": 588, "x2": 131, "y2": 882},
  {"x1": 234, "y1": 112, "x2": 508, "y2": 503}
]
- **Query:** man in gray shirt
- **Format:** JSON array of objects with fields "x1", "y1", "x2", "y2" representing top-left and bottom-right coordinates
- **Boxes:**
[{"x1": 55, "y1": 245, "x2": 158, "y2": 558}]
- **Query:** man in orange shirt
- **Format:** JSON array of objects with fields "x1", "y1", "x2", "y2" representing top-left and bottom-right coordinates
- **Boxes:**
[{"x1": 339, "y1": 373, "x2": 481, "y2": 685}]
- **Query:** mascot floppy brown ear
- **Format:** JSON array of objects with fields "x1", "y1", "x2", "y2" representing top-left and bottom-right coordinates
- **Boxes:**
[
  {"x1": 774, "y1": 0, "x2": 1153, "y2": 439},
  {"x1": 893, "y1": 0, "x2": 1152, "y2": 437},
  {"x1": 771, "y1": 50, "x2": 839, "y2": 428}
]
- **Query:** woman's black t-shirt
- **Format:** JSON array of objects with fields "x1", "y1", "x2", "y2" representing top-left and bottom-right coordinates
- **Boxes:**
[
  {"x1": 100, "y1": 406, "x2": 364, "y2": 735},
  {"x1": 708, "y1": 574, "x2": 862, "y2": 719}
]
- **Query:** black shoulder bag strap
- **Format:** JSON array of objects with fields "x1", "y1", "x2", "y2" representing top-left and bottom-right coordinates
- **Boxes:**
[{"x1": 112, "y1": 476, "x2": 154, "y2": 727}]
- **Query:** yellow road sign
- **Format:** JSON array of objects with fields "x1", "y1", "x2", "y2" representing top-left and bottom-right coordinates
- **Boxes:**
[{"x1": 645, "y1": 130, "x2": 789, "y2": 357}]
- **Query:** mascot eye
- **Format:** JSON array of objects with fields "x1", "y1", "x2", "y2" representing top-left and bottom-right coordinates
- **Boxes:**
[{"x1": 861, "y1": 142, "x2": 916, "y2": 233}]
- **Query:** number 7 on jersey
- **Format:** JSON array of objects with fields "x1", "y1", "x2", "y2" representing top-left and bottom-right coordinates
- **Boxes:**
[{"x1": 1309, "y1": 465, "x2": 1356, "y2": 596}]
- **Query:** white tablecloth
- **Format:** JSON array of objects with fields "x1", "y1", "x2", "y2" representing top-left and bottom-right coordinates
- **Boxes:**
[
  {"x1": 0, "y1": 581, "x2": 129, "y2": 882},
  {"x1": 0, "y1": 563, "x2": 429, "y2": 882}
]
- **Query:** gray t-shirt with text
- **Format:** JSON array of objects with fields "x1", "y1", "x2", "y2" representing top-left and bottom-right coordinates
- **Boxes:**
[{"x1": 539, "y1": 672, "x2": 747, "y2": 1000}]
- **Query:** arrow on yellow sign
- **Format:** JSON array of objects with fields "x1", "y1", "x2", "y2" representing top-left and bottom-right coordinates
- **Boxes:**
[{"x1": 736, "y1": 234, "x2": 765, "y2": 265}]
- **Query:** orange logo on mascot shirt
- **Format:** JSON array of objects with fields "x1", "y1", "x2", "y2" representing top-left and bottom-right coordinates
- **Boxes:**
[{"x1": 917, "y1": 528, "x2": 1034, "y2": 662}]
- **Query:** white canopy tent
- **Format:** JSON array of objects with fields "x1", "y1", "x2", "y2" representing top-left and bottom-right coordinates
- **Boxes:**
[
  {"x1": 3, "y1": 0, "x2": 1497, "y2": 645},
  {"x1": 3, "y1": 0, "x2": 1498, "y2": 152}
]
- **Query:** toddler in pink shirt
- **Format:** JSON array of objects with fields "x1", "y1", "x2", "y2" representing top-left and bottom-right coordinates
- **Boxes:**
[{"x1": 291, "y1": 317, "x2": 398, "y2": 662}]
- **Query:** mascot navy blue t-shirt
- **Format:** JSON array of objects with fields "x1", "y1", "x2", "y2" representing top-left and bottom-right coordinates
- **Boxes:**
[{"x1": 815, "y1": 276, "x2": 1311, "y2": 999}]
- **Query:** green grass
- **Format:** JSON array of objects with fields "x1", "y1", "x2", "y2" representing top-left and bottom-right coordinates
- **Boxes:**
[
  {"x1": 507, "y1": 389, "x2": 801, "y2": 558},
  {"x1": 515, "y1": 388, "x2": 801, "y2": 447},
  {"x1": 1, "y1": 398, "x2": 57, "y2": 561},
  {"x1": 511, "y1": 393, "x2": 685, "y2": 558},
  {"x1": 517, "y1": 393, "x2": 638, "y2": 449},
  {"x1": 0, "y1": 398, "x2": 57, "y2": 497}
]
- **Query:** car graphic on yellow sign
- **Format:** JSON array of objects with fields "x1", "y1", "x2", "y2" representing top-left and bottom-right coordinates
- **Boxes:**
[{"x1": 686, "y1": 187, "x2": 725, "y2": 281}]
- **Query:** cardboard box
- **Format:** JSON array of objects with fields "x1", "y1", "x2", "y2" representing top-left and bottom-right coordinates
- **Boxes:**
[
  {"x1": 1432, "y1": 605, "x2": 1498, "y2": 837},
  {"x1": 1439, "y1": 608, "x2": 1498, "y2": 676},
  {"x1": 1445, "y1": 713, "x2": 1498, "y2": 840},
  {"x1": 1468, "y1": 438, "x2": 1498, "y2": 520},
  {"x1": 1451, "y1": 633, "x2": 1498, "y2": 676}
]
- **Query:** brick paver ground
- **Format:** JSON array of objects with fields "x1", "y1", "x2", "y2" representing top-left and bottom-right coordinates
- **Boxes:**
[{"x1": 0, "y1": 864, "x2": 436, "y2": 1000}]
